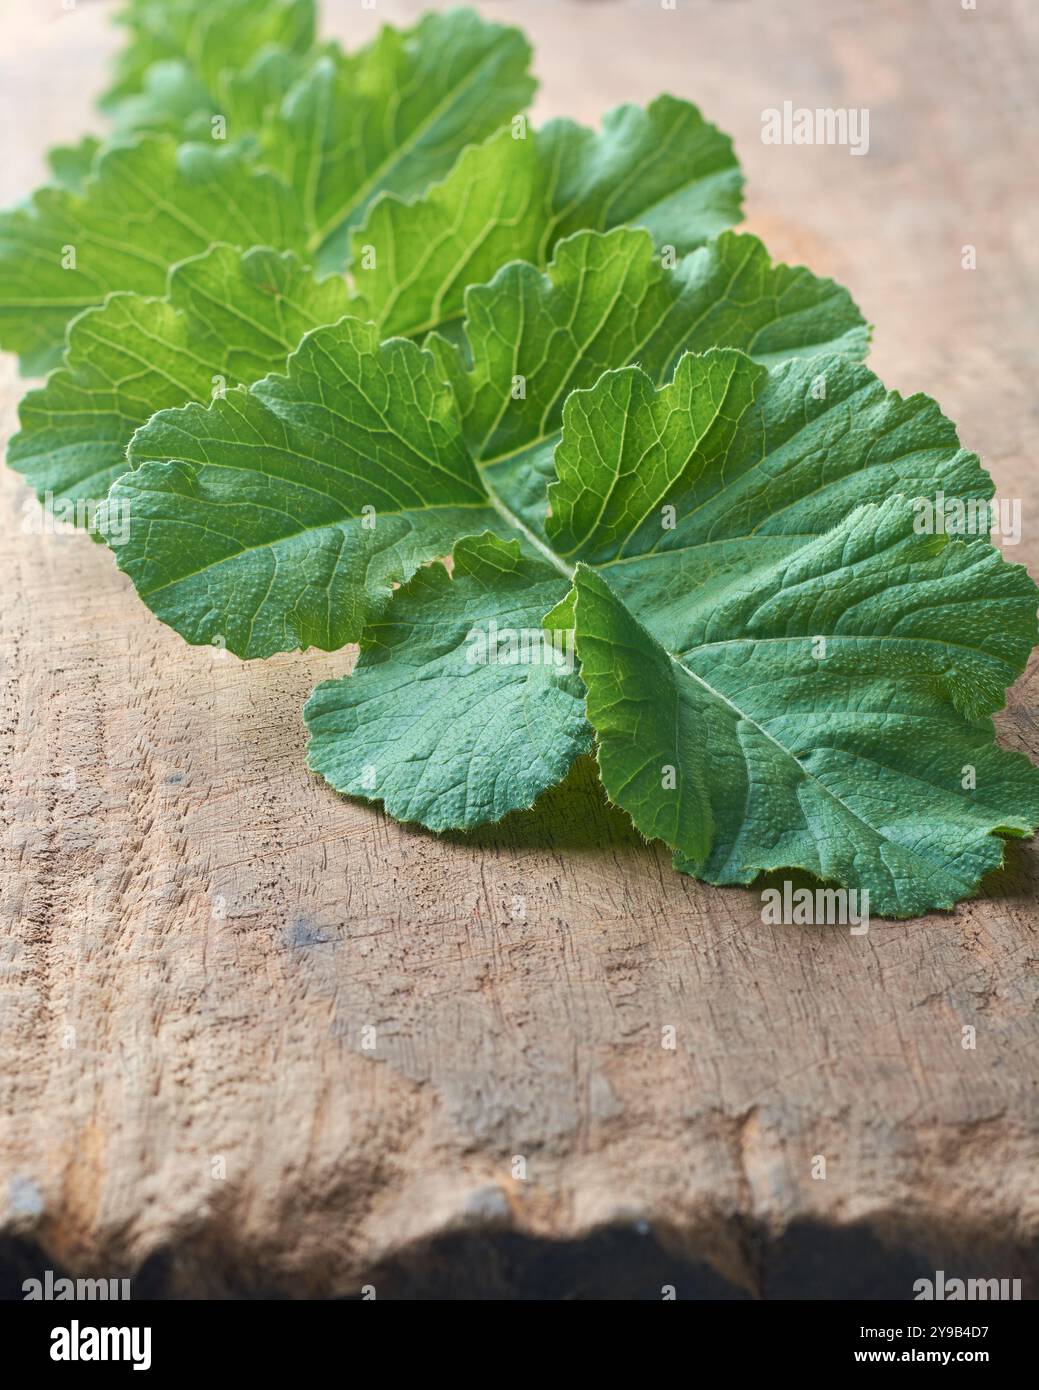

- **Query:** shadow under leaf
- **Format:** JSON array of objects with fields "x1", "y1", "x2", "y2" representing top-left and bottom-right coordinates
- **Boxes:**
[
  {"x1": 355, "y1": 757, "x2": 1038, "y2": 918},
  {"x1": 439, "y1": 756, "x2": 648, "y2": 854}
]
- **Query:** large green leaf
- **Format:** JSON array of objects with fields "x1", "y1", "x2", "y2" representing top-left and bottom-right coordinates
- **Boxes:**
[
  {"x1": 299, "y1": 348, "x2": 1008, "y2": 878},
  {"x1": 9, "y1": 244, "x2": 351, "y2": 517},
  {"x1": 544, "y1": 351, "x2": 991, "y2": 654},
  {"x1": 107, "y1": 317, "x2": 504, "y2": 656},
  {"x1": 0, "y1": 10, "x2": 535, "y2": 374},
  {"x1": 105, "y1": 227, "x2": 869, "y2": 654},
  {"x1": 572, "y1": 496, "x2": 1039, "y2": 918},
  {"x1": 348, "y1": 94, "x2": 743, "y2": 337}
]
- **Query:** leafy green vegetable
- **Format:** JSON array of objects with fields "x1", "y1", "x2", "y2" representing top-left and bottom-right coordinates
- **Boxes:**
[
  {"x1": 346, "y1": 94, "x2": 743, "y2": 337},
  {"x1": 0, "y1": 9, "x2": 535, "y2": 373},
  {"x1": 9, "y1": 244, "x2": 350, "y2": 517},
  {"x1": 573, "y1": 497, "x2": 1039, "y2": 918},
  {"x1": 0, "y1": 140, "x2": 305, "y2": 377},
  {"x1": 305, "y1": 533, "x2": 592, "y2": 828},
  {"x1": 104, "y1": 226, "x2": 868, "y2": 653},
  {"x1": 101, "y1": 0, "x2": 317, "y2": 116},
  {"x1": 8, "y1": 84, "x2": 754, "y2": 521},
  {"x1": 5, "y1": 0, "x2": 1035, "y2": 918},
  {"x1": 302, "y1": 349, "x2": 1038, "y2": 914}
]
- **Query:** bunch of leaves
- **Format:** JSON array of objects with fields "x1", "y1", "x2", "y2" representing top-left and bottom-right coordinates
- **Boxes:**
[
  {"x1": 4, "y1": 0, "x2": 1037, "y2": 920},
  {"x1": 104, "y1": 267, "x2": 1039, "y2": 917},
  {"x1": 100, "y1": 0, "x2": 318, "y2": 125},
  {"x1": 0, "y1": 4, "x2": 538, "y2": 372},
  {"x1": 6, "y1": 3, "x2": 746, "y2": 521},
  {"x1": 0, "y1": 2, "x2": 744, "y2": 379}
]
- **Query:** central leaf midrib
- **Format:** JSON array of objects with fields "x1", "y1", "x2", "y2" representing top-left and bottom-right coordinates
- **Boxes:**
[{"x1": 484, "y1": 483, "x2": 573, "y2": 580}]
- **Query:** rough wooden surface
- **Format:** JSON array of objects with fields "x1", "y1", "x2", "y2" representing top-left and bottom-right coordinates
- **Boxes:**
[{"x1": 1, "y1": 0, "x2": 1037, "y2": 1298}]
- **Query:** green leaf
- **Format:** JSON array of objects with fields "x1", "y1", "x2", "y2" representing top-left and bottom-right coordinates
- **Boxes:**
[
  {"x1": 108, "y1": 317, "x2": 504, "y2": 657},
  {"x1": 101, "y1": 0, "x2": 317, "y2": 113},
  {"x1": 305, "y1": 533, "x2": 591, "y2": 830},
  {"x1": 105, "y1": 227, "x2": 868, "y2": 655},
  {"x1": 8, "y1": 244, "x2": 351, "y2": 521},
  {"x1": 0, "y1": 139, "x2": 307, "y2": 376},
  {"x1": 111, "y1": 13, "x2": 541, "y2": 261},
  {"x1": 572, "y1": 495, "x2": 1039, "y2": 918},
  {"x1": 103, "y1": 9, "x2": 537, "y2": 266},
  {"x1": 348, "y1": 94, "x2": 744, "y2": 337},
  {"x1": 264, "y1": 11, "x2": 537, "y2": 271},
  {"x1": 544, "y1": 350, "x2": 991, "y2": 654},
  {"x1": 301, "y1": 346, "x2": 1004, "y2": 858},
  {"x1": 430, "y1": 225, "x2": 869, "y2": 526},
  {"x1": 0, "y1": 10, "x2": 536, "y2": 373}
]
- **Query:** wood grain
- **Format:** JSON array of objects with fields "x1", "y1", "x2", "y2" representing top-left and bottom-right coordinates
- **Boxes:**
[{"x1": 1, "y1": 0, "x2": 1037, "y2": 1298}]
